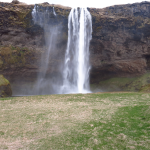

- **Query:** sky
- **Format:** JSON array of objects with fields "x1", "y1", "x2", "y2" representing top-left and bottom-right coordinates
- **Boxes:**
[{"x1": 0, "y1": 0, "x2": 145, "y2": 8}]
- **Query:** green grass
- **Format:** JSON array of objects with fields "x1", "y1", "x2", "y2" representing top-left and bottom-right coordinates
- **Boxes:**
[
  {"x1": 0, "y1": 93, "x2": 150, "y2": 149},
  {"x1": 91, "y1": 72, "x2": 150, "y2": 92}
]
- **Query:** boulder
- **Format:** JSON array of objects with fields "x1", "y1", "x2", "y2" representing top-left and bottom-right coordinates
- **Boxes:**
[{"x1": 0, "y1": 75, "x2": 12, "y2": 97}]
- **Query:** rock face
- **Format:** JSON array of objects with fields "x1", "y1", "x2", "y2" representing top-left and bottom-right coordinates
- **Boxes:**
[
  {"x1": 0, "y1": 2, "x2": 69, "y2": 84},
  {"x1": 1, "y1": 2, "x2": 150, "y2": 93},
  {"x1": 89, "y1": 1, "x2": 150, "y2": 82},
  {"x1": 0, "y1": 75, "x2": 12, "y2": 97}
]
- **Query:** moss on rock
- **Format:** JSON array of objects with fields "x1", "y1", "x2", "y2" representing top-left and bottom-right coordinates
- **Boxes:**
[
  {"x1": 139, "y1": 84, "x2": 150, "y2": 92},
  {"x1": 0, "y1": 75, "x2": 12, "y2": 97},
  {"x1": 0, "y1": 45, "x2": 34, "y2": 69}
]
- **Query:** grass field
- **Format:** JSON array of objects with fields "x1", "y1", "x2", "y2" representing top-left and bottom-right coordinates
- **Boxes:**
[{"x1": 0, "y1": 92, "x2": 150, "y2": 149}]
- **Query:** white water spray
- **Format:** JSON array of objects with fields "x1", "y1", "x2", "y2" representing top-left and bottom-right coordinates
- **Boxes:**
[
  {"x1": 53, "y1": 7, "x2": 57, "y2": 16},
  {"x1": 62, "y1": 8, "x2": 92, "y2": 94},
  {"x1": 32, "y1": 5, "x2": 62, "y2": 95}
]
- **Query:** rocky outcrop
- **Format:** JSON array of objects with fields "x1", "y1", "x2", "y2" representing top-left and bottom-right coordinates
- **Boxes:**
[
  {"x1": 0, "y1": 75, "x2": 12, "y2": 97},
  {"x1": 1, "y1": 1, "x2": 150, "y2": 93}
]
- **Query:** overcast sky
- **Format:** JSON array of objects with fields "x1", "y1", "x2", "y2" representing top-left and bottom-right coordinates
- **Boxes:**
[{"x1": 0, "y1": 0, "x2": 145, "y2": 8}]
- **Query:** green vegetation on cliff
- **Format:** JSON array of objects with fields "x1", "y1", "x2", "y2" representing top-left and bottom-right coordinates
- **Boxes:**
[
  {"x1": 0, "y1": 2, "x2": 33, "y2": 28},
  {"x1": 0, "y1": 75, "x2": 12, "y2": 97},
  {"x1": 140, "y1": 84, "x2": 150, "y2": 92},
  {"x1": 0, "y1": 45, "x2": 33, "y2": 69},
  {"x1": 91, "y1": 72, "x2": 150, "y2": 92},
  {"x1": 0, "y1": 75, "x2": 9, "y2": 85}
]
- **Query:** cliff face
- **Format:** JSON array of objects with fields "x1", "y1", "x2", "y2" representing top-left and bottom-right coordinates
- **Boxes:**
[
  {"x1": 0, "y1": 2, "x2": 70, "y2": 81},
  {"x1": 1, "y1": 1, "x2": 150, "y2": 93},
  {"x1": 89, "y1": 1, "x2": 150, "y2": 82}
]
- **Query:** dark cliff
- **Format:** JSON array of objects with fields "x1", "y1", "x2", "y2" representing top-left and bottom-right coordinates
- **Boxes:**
[
  {"x1": 89, "y1": 1, "x2": 150, "y2": 82},
  {"x1": 1, "y1": 1, "x2": 150, "y2": 93},
  {"x1": 0, "y1": 2, "x2": 70, "y2": 80}
]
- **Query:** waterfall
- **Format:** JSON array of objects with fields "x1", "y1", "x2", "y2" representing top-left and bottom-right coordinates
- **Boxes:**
[
  {"x1": 31, "y1": 5, "x2": 92, "y2": 95},
  {"x1": 53, "y1": 7, "x2": 57, "y2": 16},
  {"x1": 32, "y1": 5, "x2": 63, "y2": 95},
  {"x1": 62, "y1": 8, "x2": 92, "y2": 94}
]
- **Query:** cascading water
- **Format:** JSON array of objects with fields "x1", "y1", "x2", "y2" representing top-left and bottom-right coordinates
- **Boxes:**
[
  {"x1": 62, "y1": 8, "x2": 92, "y2": 94},
  {"x1": 13, "y1": 5, "x2": 92, "y2": 96},
  {"x1": 30, "y1": 5, "x2": 92, "y2": 95},
  {"x1": 31, "y1": 5, "x2": 63, "y2": 95},
  {"x1": 53, "y1": 7, "x2": 57, "y2": 16}
]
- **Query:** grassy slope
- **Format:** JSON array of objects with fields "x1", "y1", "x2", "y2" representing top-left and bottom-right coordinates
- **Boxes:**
[
  {"x1": 0, "y1": 93, "x2": 150, "y2": 149},
  {"x1": 91, "y1": 72, "x2": 150, "y2": 92}
]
